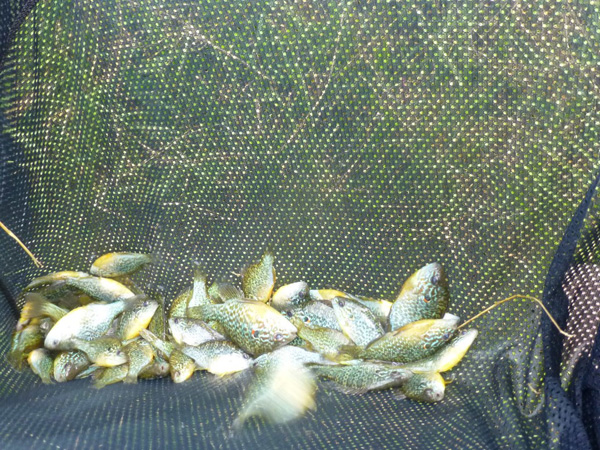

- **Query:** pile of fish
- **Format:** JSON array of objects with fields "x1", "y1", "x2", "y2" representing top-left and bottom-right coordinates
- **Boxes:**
[{"x1": 8, "y1": 251, "x2": 477, "y2": 428}]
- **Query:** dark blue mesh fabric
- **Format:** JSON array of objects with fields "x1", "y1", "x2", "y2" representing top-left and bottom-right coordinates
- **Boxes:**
[{"x1": 0, "y1": 0, "x2": 599, "y2": 448}]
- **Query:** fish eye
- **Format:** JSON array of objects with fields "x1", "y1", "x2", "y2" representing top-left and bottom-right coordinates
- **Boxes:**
[
  {"x1": 337, "y1": 299, "x2": 345, "y2": 307},
  {"x1": 443, "y1": 332, "x2": 451, "y2": 340},
  {"x1": 275, "y1": 333, "x2": 283, "y2": 341},
  {"x1": 303, "y1": 317, "x2": 310, "y2": 323},
  {"x1": 174, "y1": 318, "x2": 180, "y2": 324},
  {"x1": 116, "y1": 350, "x2": 122, "y2": 356},
  {"x1": 251, "y1": 329, "x2": 259, "y2": 338},
  {"x1": 431, "y1": 273, "x2": 440, "y2": 285},
  {"x1": 285, "y1": 311, "x2": 293, "y2": 317},
  {"x1": 53, "y1": 340, "x2": 59, "y2": 346},
  {"x1": 174, "y1": 371, "x2": 180, "y2": 377},
  {"x1": 143, "y1": 300, "x2": 149, "y2": 307}
]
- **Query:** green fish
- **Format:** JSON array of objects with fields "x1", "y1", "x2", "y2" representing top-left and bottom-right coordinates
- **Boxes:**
[
  {"x1": 198, "y1": 299, "x2": 297, "y2": 356},
  {"x1": 66, "y1": 276, "x2": 137, "y2": 303},
  {"x1": 139, "y1": 355, "x2": 170, "y2": 380},
  {"x1": 24, "y1": 271, "x2": 89, "y2": 291},
  {"x1": 75, "y1": 365, "x2": 102, "y2": 380},
  {"x1": 242, "y1": 251, "x2": 276, "y2": 302},
  {"x1": 123, "y1": 339, "x2": 155, "y2": 383},
  {"x1": 233, "y1": 350, "x2": 316, "y2": 430},
  {"x1": 187, "y1": 268, "x2": 212, "y2": 309},
  {"x1": 93, "y1": 364, "x2": 129, "y2": 389},
  {"x1": 357, "y1": 316, "x2": 460, "y2": 363},
  {"x1": 182, "y1": 341, "x2": 253, "y2": 377},
  {"x1": 19, "y1": 293, "x2": 68, "y2": 325},
  {"x1": 312, "y1": 361, "x2": 412, "y2": 394},
  {"x1": 271, "y1": 281, "x2": 310, "y2": 311},
  {"x1": 283, "y1": 301, "x2": 342, "y2": 331},
  {"x1": 397, "y1": 372, "x2": 446, "y2": 403},
  {"x1": 400, "y1": 329, "x2": 478, "y2": 373},
  {"x1": 208, "y1": 281, "x2": 243, "y2": 303},
  {"x1": 44, "y1": 296, "x2": 140, "y2": 349},
  {"x1": 7, "y1": 323, "x2": 44, "y2": 370},
  {"x1": 170, "y1": 350, "x2": 196, "y2": 383},
  {"x1": 168, "y1": 288, "x2": 192, "y2": 319},
  {"x1": 90, "y1": 252, "x2": 153, "y2": 278},
  {"x1": 389, "y1": 263, "x2": 450, "y2": 331},
  {"x1": 53, "y1": 351, "x2": 90, "y2": 382},
  {"x1": 148, "y1": 297, "x2": 166, "y2": 339},
  {"x1": 168, "y1": 317, "x2": 224, "y2": 347},
  {"x1": 332, "y1": 297, "x2": 384, "y2": 348},
  {"x1": 27, "y1": 348, "x2": 54, "y2": 384},
  {"x1": 70, "y1": 337, "x2": 127, "y2": 367},
  {"x1": 117, "y1": 298, "x2": 159, "y2": 340},
  {"x1": 297, "y1": 325, "x2": 353, "y2": 360}
]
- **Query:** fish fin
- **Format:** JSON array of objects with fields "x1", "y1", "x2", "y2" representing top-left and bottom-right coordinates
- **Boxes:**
[
  {"x1": 216, "y1": 283, "x2": 243, "y2": 302},
  {"x1": 21, "y1": 293, "x2": 68, "y2": 322},
  {"x1": 123, "y1": 374, "x2": 138, "y2": 384},
  {"x1": 392, "y1": 390, "x2": 407, "y2": 401},
  {"x1": 329, "y1": 383, "x2": 368, "y2": 396},
  {"x1": 122, "y1": 295, "x2": 147, "y2": 312},
  {"x1": 193, "y1": 266, "x2": 207, "y2": 285},
  {"x1": 6, "y1": 351, "x2": 25, "y2": 371}
]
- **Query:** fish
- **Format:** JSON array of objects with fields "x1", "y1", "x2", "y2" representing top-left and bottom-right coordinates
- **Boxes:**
[
  {"x1": 182, "y1": 341, "x2": 253, "y2": 377},
  {"x1": 123, "y1": 339, "x2": 155, "y2": 384},
  {"x1": 92, "y1": 364, "x2": 129, "y2": 389},
  {"x1": 70, "y1": 337, "x2": 127, "y2": 367},
  {"x1": 65, "y1": 276, "x2": 137, "y2": 303},
  {"x1": 297, "y1": 325, "x2": 353, "y2": 360},
  {"x1": 19, "y1": 293, "x2": 68, "y2": 324},
  {"x1": 139, "y1": 356, "x2": 170, "y2": 380},
  {"x1": 90, "y1": 252, "x2": 153, "y2": 277},
  {"x1": 38, "y1": 317, "x2": 54, "y2": 336},
  {"x1": 207, "y1": 281, "x2": 243, "y2": 303},
  {"x1": 357, "y1": 316, "x2": 460, "y2": 363},
  {"x1": 332, "y1": 297, "x2": 384, "y2": 347},
  {"x1": 389, "y1": 263, "x2": 450, "y2": 331},
  {"x1": 396, "y1": 372, "x2": 446, "y2": 403},
  {"x1": 187, "y1": 268, "x2": 212, "y2": 309},
  {"x1": 283, "y1": 301, "x2": 342, "y2": 331},
  {"x1": 117, "y1": 298, "x2": 159, "y2": 340},
  {"x1": 27, "y1": 348, "x2": 53, "y2": 384},
  {"x1": 312, "y1": 361, "x2": 412, "y2": 394},
  {"x1": 198, "y1": 299, "x2": 297, "y2": 356},
  {"x1": 53, "y1": 351, "x2": 90, "y2": 382},
  {"x1": 168, "y1": 288, "x2": 192, "y2": 319},
  {"x1": 399, "y1": 329, "x2": 478, "y2": 373},
  {"x1": 148, "y1": 297, "x2": 166, "y2": 339},
  {"x1": 252, "y1": 345, "x2": 335, "y2": 368},
  {"x1": 7, "y1": 323, "x2": 44, "y2": 370},
  {"x1": 271, "y1": 281, "x2": 310, "y2": 311},
  {"x1": 44, "y1": 296, "x2": 141, "y2": 350},
  {"x1": 233, "y1": 349, "x2": 316, "y2": 429},
  {"x1": 168, "y1": 317, "x2": 224, "y2": 347},
  {"x1": 242, "y1": 251, "x2": 276, "y2": 302},
  {"x1": 169, "y1": 350, "x2": 197, "y2": 383},
  {"x1": 24, "y1": 271, "x2": 89, "y2": 291}
]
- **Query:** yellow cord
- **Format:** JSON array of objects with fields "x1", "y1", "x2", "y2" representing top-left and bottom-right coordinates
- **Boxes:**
[{"x1": 0, "y1": 220, "x2": 43, "y2": 268}]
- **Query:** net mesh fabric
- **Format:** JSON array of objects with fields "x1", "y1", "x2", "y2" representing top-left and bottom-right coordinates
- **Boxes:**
[{"x1": 0, "y1": 0, "x2": 599, "y2": 448}]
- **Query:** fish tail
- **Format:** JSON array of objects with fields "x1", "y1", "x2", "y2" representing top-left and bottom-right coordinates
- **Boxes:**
[
  {"x1": 122, "y1": 295, "x2": 147, "y2": 312},
  {"x1": 193, "y1": 266, "x2": 207, "y2": 286},
  {"x1": 6, "y1": 350, "x2": 25, "y2": 371},
  {"x1": 21, "y1": 293, "x2": 67, "y2": 322}
]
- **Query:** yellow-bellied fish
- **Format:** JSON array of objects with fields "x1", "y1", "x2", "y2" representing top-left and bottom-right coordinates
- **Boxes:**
[
  {"x1": 182, "y1": 341, "x2": 253, "y2": 377},
  {"x1": 139, "y1": 329, "x2": 195, "y2": 383},
  {"x1": 332, "y1": 297, "x2": 384, "y2": 348},
  {"x1": 389, "y1": 263, "x2": 450, "y2": 331},
  {"x1": 66, "y1": 276, "x2": 137, "y2": 303},
  {"x1": 27, "y1": 348, "x2": 53, "y2": 384},
  {"x1": 208, "y1": 281, "x2": 243, "y2": 303},
  {"x1": 90, "y1": 252, "x2": 153, "y2": 277},
  {"x1": 19, "y1": 293, "x2": 68, "y2": 325},
  {"x1": 53, "y1": 351, "x2": 90, "y2": 382},
  {"x1": 198, "y1": 299, "x2": 297, "y2": 356},
  {"x1": 7, "y1": 322, "x2": 44, "y2": 370},
  {"x1": 271, "y1": 281, "x2": 310, "y2": 311},
  {"x1": 44, "y1": 296, "x2": 140, "y2": 350},
  {"x1": 139, "y1": 356, "x2": 170, "y2": 380},
  {"x1": 357, "y1": 316, "x2": 460, "y2": 363},
  {"x1": 400, "y1": 329, "x2": 478, "y2": 373},
  {"x1": 283, "y1": 301, "x2": 342, "y2": 331},
  {"x1": 397, "y1": 372, "x2": 446, "y2": 403},
  {"x1": 297, "y1": 325, "x2": 353, "y2": 360},
  {"x1": 187, "y1": 268, "x2": 212, "y2": 309},
  {"x1": 117, "y1": 298, "x2": 159, "y2": 340},
  {"x1": 93, "y1": 364, "x2": 129, "y2": 389},
  {"x1": 24, "y1": 271, "x2": 89, "y2": 291},
  {"x1": 168, "y1": 317, "x2": 224, "y2": 347},
  {"x1": 70, "y1": 337, "x2": 126, "y2": 367},
  {"x1": 168, "y1": 288, "x2": 192, "y2": 319},
  {"x1": 123, "y1": 339, "x2": 155, "y2": 384},
  {"x1": 242, "y1": 251, "x2": 276, "y2": 302}
]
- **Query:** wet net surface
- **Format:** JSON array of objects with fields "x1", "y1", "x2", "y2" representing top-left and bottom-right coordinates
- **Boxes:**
[{"x1": 0, "y1": 0, "x2": 599, "y2": 448}]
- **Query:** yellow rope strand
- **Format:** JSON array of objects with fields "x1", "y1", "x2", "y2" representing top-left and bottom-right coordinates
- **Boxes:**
[{"x1": 0, "y1": 220, "x2": 43, "y2": 268}]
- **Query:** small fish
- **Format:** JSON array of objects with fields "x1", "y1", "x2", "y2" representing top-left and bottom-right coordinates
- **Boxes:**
[
  {"x1": 400, "y1": 329, "x2": 478, "y2": 373},
  {"x1": 90, "y1": 252, "x2": 153, "y2": 277},
  {"x1": 353, "y1": 296, "x2": 393, "y2": 326},
  {"x1": 66, "y1": 276, "x2": 137, "y2": 303},
  {"x1": 198, "y1": 299, "x2": 297, "y2": 356},
  {"x1": 283, "y1": 301, "x2": 342, "y2": 331},
  {"x1": 271, "y1": 281, "x2": 310, "y2": 311},
  {"x1": 169, "y1": 350, "x2": 196, "y2": 383},
  {"x1": 24, "y1": 271, "x2": 89, "y2": 291},
  {"x1": 389, "y1": 263, "x2": 450, "y2": 331},
  {"x1": 139, "y1": 355, "x2": 170, "y2": 380},
  {"x1": 308, "y1": 289, "x2": 349, "y2": 302},
  {"x1": 396, "y1": 372, "x2": 445, "y2": 403},
  {"x1": 168, "y1": 288, "x2": 192, "y2": 319},
  {"x1": 168, "y1": 317, "x2": 224, "y2": 347},
  {"x1": 297, "y1": 325, "x2": 353, "y2": 360},
  {"x1": 208, "y1": 281, "x2": 243, "y2": 303},
  {"x1": 19, "y1": 293, "x2": 68, "y2": 324},
  {"x1": 123, "y1": 340, "x2": 155, "y2": 384},
  {"x1": 117, "y1": 298, "x2": 159, "y2": 340},
  {"x1": 242, "y1": 251, "x2": 276, "y2": 302},
  {"x1": 182, "y1": 341, "x2": 253, "y2": 377},
  {"x1": 332, "y1": 297, "x2": 384, "y2": 348},
  {"x1": 233, "y1": 350, "x2": 316, "y2": 429},
  {"x1": 93, "y1": 364, "x2": 129, "y2": 389},
  {"x1": 44, "y1": 296, "x2": 141, "y2": 350},
  {"x1": 7, "y1": 323, "x2": 44, "y2": 370},
  {"x1": 357, "y1": 316, "x2": 460, "y2": 363},
  {"x1": 312, "y1": 361, "x2": 412, "y2": 394},
  {"x1": 187, "y1": 268, "x2": 212, "y2": 309},
  {"x1": 53, "y1": 351, "x2": 90, "y2": 382},
  {"x1": 27, "y1": 348, "x2": 53, "y2": 384},
  {"x1": 70, "y1": 337, "x2": 127, "y2": 367}
]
